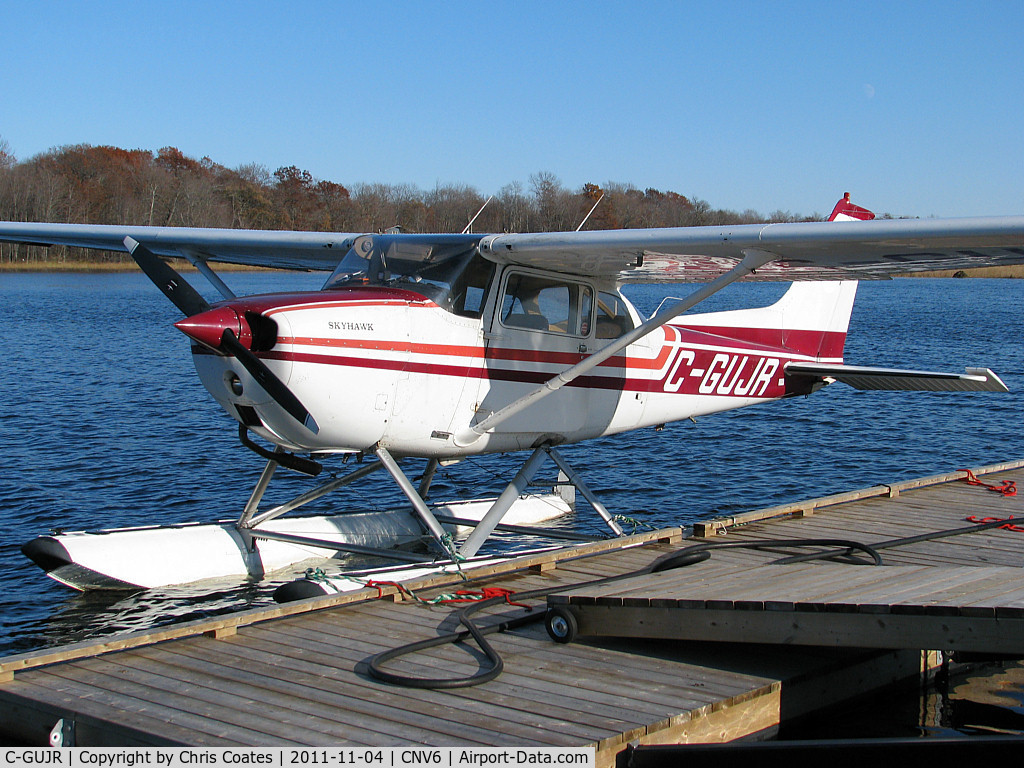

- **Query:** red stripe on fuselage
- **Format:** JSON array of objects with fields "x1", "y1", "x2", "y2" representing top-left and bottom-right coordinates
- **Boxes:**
[
  {"x1": 276, "y1": 336, "x2": 632, "y2": 368},
  {"x1": 674, "y1": 324, "x2": 847, "y2": 359},
  {"x1": 227, "y1": 286, "x2": 837, "y2": 400}
]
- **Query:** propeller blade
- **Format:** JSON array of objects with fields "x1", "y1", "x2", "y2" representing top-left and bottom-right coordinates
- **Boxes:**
[
  {"x1": 124, "y1": 236, "x2": 210, "y2": 317},
  {"x1": 219, "y1": 328, "x2": 320, "y2": 435}
]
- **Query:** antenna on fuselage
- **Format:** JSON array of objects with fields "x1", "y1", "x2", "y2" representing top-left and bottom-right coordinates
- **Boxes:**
[
  {"x1": 462, "y1": 196, "x2": 493, "y2": 234},
  {"x1": 576, "y1": 192, "x2": 605, "y2": 231}
]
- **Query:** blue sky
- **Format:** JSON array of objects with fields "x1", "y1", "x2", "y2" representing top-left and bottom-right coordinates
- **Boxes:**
[{"x1": 2, "y1": 0, "x2": 1022, "y2": 219}]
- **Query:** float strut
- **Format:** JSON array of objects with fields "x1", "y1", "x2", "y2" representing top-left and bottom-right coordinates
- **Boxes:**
[
  {"x1": 242, "y1": 459, "x2": 385, "y2": 529},
  {"x1": 418, "y1": 458, "x2": 440, "y2": 499},
  {"x1": 459, "y1": 445, "x2": 549, "y2": 559},
  {"x1": 546, "y1": 447, "x2": 624, "y2": 536},
  {"x1": 375, "y1": 446, "x2": 451, "y2": 553},
  {"x1": 237, "y1": 454, "x2": 280, "y2": 528}
]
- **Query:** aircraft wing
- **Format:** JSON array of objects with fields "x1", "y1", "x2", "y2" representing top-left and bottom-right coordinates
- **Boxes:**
[
  {"x1": 786, "y1": 363, "x2": 1009, "y2": 392},
  {"x1": 478, "y1": 215, "x2": 1024, "y2": 281},
  {"x1": 0, "y1": 222, "x2": 361, "y2": 271},
  {"x1": 2, "y1": 214, "x2": 1024, "y2": 280}
]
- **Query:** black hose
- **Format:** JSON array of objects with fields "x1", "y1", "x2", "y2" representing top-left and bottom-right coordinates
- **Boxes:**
[
  {"x1": 366, "y1": 597, "x2": 542, "y2": 689},
  {"x1": 658, "y1": 538, "x2": 884, "y2": 567},
  {"x1": 365, "y1": 537, "x2": 880, "y2": 689},
  {"x1": 771, "y1": 517, "x2": 1015, "y2": 565}
]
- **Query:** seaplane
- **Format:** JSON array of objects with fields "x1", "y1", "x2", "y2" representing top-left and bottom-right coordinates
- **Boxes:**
[{"x1": 2, "y1": 194, "x2": 1023, "y2": 597}]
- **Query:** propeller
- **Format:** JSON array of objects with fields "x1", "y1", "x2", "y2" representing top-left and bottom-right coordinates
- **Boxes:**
[
  {"x1": 124, "y1": 236, "x2": 319, "y2": 435},
  {"x1": 124, "y1": 236, "x2": 210, "y2": 317}
]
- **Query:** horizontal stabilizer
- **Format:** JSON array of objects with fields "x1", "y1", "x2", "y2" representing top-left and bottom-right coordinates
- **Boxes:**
[{"x1": 786, "y1": 363, "x2": 1008, "y2": 392}]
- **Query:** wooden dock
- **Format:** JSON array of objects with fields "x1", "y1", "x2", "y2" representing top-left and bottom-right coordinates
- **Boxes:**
[
  {"x1": 548, "y1": 562, "x2": 1024, "y2": 651},
  {"x1": 2, "y1": 459, "x2": 1023, "y2": 762},
  {"x1": 548, "y1": 460, "x2": 1024, "y2": 653}
]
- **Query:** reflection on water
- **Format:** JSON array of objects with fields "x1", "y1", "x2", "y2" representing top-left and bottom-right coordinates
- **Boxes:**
[
  {"x1": 942, "y1": 662, "x2": 1024, "y2": 735},
  {"x1": 783, "y1": 660, "x2": 1024, "y2": 739},
  {"x1": 2, "y1": 272, "x2": 1024, "y2": 735},
  {"x1": 42, "y1": 580, "x2": 269, "y2": 644}
]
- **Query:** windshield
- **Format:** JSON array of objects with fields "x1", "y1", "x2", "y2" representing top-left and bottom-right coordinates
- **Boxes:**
[{"x1": 323, "y1": 238, "x2": 495, "y2": 318}]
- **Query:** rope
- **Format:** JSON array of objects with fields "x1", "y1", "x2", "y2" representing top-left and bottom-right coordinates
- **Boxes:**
[
  {"x1": 959, "y1": 469, "x2": 1017, "y2": 497},
  {"x1": 431, "y1": 587, "x2": 529, "y2": 607},
  {"x1": 303, "y1": 567, "x2": 330, "y2": 582},
  {"x1": 363, "y1": 581, "x2": 526, "y2": 606},
  {"x1": 438, "y1": 532, "x2": 468, "y2": 580},
  {"x1": 612, "y1": 514, "x2": 656, "y2": 534}
]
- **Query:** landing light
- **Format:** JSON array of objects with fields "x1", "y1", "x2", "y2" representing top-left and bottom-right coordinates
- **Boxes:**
[{"x1": 226, "y1": 372, "x2": 244, "y2": 396}]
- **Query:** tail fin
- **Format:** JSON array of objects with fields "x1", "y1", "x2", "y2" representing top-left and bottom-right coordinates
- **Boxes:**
[{"x1": 677, "y1": 281, "x2": 858, "y2": 361}]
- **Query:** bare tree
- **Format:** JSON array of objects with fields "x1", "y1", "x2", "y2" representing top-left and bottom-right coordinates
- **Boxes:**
[
  {"x1": 0, "y1": 137, "x2": 13, "y2": 170},
  {"x1": 497, "y1": 181, "x2": 530, "y2": 233}
]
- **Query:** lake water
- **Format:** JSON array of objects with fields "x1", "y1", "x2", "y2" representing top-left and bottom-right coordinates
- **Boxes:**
[{"x1": 2, "y1": 271, "x2": 1024, "y2": 735}]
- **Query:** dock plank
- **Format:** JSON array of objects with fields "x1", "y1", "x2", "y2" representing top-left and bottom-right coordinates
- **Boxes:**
[
  {"x1": 254, "y1": 615, "x2": 701, "y2": 732},
  {"x1": 47, "y1": 656, "x2": 340, "y2": 745},
  {"x1": 268, "y1": 610, "x2": 737, "y2": 713},
  {"x1": 13, "y1": 666, "x2": 291, "y2": 745},
  {"x1": 166, "y1": 637, "x2": 643, "y2": 747},
  {"x1": 0, "y1": 676, "x2": 237, "y2": 747}
]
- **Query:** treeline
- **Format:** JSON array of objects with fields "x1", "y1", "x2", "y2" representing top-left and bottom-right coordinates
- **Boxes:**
[{"x1": 0, "y1": 142, "x2": 823, "y2": 264}]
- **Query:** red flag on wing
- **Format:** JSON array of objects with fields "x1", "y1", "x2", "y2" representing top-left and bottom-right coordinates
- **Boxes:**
[{"x1": 829, "y1": 192, "x2": 876, "y2": 221}]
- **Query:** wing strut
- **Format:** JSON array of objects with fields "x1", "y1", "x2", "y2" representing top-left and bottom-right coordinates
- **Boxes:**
[
  {"x1": 455, "y1": 249, "x2": 774, "y2": 445},
  {"x1": 178, "y1": 248, "x2": 237, "y2": 300}
]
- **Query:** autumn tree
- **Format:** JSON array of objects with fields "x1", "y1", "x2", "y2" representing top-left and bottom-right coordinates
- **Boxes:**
[
  {"x1": 392, "y1": 185, "x2": 431, "y2": 232},
  {"x1": 220, "y1": 163, "x2": 277, "y2": 229},
  {"x1": 426, "y1": 184, "x2": 489, "y2": 233},
  {"x1": 350, "y1": 183, "x2": 400, "y2": 232},
  {"x1": 578, "y1": 182, "x2": 619, "y2": 230},
  {"x1": 270, "y1": 166, "x2": 352, "y2": 231},
  {"x1": 0, "y1": 141, "x2": 816, "y2": 264},
  {"x1": 530, "y1": 171, "x2": 582, "y2": 231}
]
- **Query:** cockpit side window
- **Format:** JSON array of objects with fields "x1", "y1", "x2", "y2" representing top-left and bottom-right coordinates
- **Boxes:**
[
  {"x1": 323, "y1": 242, "x2": 496, "y2": 319},
  {"x1": 500, "y1": 272, "x2": 594, "y2": 336},
  {"x1": 448, "y1": 256, "x2": 496, "y2": 319}
]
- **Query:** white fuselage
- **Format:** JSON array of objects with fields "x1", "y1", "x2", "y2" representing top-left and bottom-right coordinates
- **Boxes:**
[{"x1": 188, "y1": 266, "x2": 853, "y2": 458}]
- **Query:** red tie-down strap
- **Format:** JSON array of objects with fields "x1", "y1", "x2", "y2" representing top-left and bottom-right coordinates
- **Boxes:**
[
  {"x1": 965, "y1": 515, "x2": 1024, "y2": 532},
  {"x1": 364, "y1": 580, "x2": 413, "y2": 599},
  {"x1": 364, "y1": 581, "x2": 529, "y2": 607},
  {"x1": 959, "y1": 469, "x2": 1018, "y2": 497}
]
